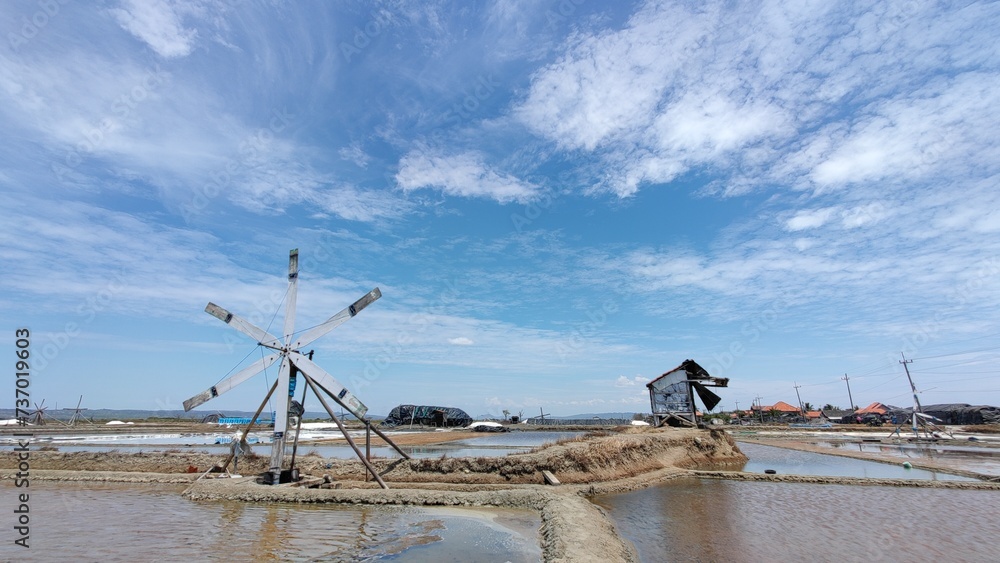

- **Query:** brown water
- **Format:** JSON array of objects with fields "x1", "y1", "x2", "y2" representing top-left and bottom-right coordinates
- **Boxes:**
[
  {"x1": 593, "y1": 478, "x2": 1000, "y2": 562},
  {"x1": 0, "y1": 481, "x2": 541, "y2": 562}
]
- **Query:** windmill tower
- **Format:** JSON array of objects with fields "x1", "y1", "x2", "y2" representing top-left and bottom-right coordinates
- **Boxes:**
[
  {"x1": 29, "y1": 400, "x2": 49, "y2": 425},
  {"x1": 184, "y1": 249, "x2": 409, "y2": 486},
  {"x1": 64, "y1": 395, "x2": 92, "y2": 426}
]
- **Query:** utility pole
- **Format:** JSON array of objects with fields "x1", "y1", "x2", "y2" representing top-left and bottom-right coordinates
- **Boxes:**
[
  {"x1": 842, "y1": 374, "x2": 855, "y2": 411},
  {"x1": 900, "y1": 353, "x2": 921, "y2": 437},
  {"x1": 755, "y1": 395, "x2": 765, "y2": 424},
  {"x1": 735, "y1": 400, "x2": 740, "y2": 424},
  {"x1": 793, "y1": 382, "x2": 805, "y2": 419}
]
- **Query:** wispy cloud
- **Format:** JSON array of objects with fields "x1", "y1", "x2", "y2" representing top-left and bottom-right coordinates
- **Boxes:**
[
  {"x1": 396, "y1": 149, "x2": 539, "y2": 204},
  {"x1": 110, "y1": 0, "x2": 200, "y2": 58}
]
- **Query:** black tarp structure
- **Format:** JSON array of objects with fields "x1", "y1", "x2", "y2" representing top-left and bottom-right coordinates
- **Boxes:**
[
  {"x1": 887, "y1": 403, "x2": 1000, "y2": 425},
  {"x1": 380, "y1": 404, "x2": 473, "y2": 428}
]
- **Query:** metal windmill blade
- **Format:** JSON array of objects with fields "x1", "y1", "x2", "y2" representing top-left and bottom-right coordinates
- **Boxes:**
[
  {"x1": 184, "y1": 249, "x2": 388, "y2": 486},
  {"x1": 183, "y1": 354, "x2": 280, "y2": 411}
]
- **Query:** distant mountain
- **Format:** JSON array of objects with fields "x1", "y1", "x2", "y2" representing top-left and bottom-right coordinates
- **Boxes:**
[
  {"x1": 0, "y1": 408, "x2": 385, "y2": 422},
  {"x1": 474, "y1": 412, "x2": 642, "y2": 421},
  {"x1": 553, "y1": 412, "x2": 641, "y2": 420}
]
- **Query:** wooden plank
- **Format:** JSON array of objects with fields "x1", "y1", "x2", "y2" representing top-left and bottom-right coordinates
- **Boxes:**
[{"x1": 542, "y1": 470, "x2": 560, "y2": 486}]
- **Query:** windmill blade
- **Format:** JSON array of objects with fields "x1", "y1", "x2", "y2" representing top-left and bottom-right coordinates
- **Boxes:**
[
  {"x1": 289, "y1": 352, "x2": 369, "y2": 420},
  {"x1": 292, "y1": 288, "x2": 381, "y2": 349},
  {"x1": 183, "y1": 353, "x2": 280, "y2": 411},
  {"x1": 690, "y1": 381, "x2": 723, "y2": 411},
  {"x1": 205, "y1": 302, "x2": 283, "y2": 349},
  {"x1": 283, "y1": 249, "x2": 299, "y2": 347}
]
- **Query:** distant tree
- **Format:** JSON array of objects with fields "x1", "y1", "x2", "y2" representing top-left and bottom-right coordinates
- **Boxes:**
[
  {"x1": 803, "y1": 402, "x2": 813, "y2": 412},
  {"x1": 822, "y1": 404, "x2": 836, "y2": 411},
  {"x1": 632, "y1": 413, "x2": 645, "y2": 421}
]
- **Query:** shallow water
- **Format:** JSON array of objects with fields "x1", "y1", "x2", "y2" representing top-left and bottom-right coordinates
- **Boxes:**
[
  {"x1": 813, "y1": 440, "x2": 1000, "y2": 476},
  {"x1": 737, "y1": 442, "x2": 977, "y2": 481},
  {"x1": 594, "y1": 478, "x2": 1000, "y2": 562},
  {"x1": 0, "y1": 481, "x2": 541, "y2": 562}
]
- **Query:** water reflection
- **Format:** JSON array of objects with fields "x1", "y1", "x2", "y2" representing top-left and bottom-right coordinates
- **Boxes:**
[
  {"x1": 594, "y1": 478, "x2": 1000, "y2": 562},
  {"x1": 737, "y1": 442, "x2": 976, "y2": 481},
  {"x1": 0, "y1": 481, "x2": 540, "y2": 562},
  {"x1": 815, "y1": 440, "x2": 1000, "y2": 477}
]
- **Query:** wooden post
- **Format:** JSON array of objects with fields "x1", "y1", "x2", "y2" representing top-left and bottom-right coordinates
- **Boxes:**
[
  {"x1": 303, "y1": 374, "x2": 388, "y2": 489},
  {"x1": 219, "y1": 379, "x2": 278, "y2": 474},
  {"x1": 289, "y1": 379, "x2": 309, "y2": 473}
]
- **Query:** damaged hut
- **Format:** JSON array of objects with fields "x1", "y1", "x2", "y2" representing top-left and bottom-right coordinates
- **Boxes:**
[
  {"x1": 381, "y1": 404, "x2": 473, "y2": 428},
  {"x1": 647, "y1": 359, "x2": 729, "y2": 427}
]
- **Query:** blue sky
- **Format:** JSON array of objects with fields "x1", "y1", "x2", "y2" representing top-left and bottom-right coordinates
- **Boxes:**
[{"x1": 2, "y1": 0, "x2": 999, "y2": 418}]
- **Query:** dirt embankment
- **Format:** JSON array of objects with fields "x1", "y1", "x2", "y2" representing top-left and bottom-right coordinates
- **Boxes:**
[{"x1": 4, "y1": 427, "x2": 745, "y2": 485}]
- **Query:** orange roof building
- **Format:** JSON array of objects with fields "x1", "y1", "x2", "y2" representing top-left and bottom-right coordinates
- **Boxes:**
[
  {"x1": 754, "y1": 401, "x2": 802, "y2": 413},
  {"x1": 856, "y1": 402, "x2": 890, "y2": 415}
]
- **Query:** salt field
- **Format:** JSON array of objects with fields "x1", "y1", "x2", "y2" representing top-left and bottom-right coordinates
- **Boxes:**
[
  {"x1": 593, "y1": 477, "x2": 999, "y2": 562},
  {"x1": 0, "y1": 480, "x2": 542, "y2": 562}
]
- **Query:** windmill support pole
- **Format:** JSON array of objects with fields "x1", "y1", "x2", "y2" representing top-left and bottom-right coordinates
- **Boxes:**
[
  {"x1": 289, "y1": 380, "x2": 309, "y2": 473},
  {"x1": 303, "y1": 375, "x2": 388, "y2": 489},
  {"x1": 686, "y1": 382, "x2": 699, "y2": 427},
  {"x1": 219, "y1": 379, "x2": 279, "y2": 474},
  {"x1": 366, "y1": 423, "x2": 411, "y2": 460}
]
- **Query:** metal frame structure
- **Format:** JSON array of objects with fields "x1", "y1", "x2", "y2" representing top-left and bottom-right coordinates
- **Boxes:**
[
  {"x1": 647, "y1": 359, "x2": 729, "y2": 427},
  {"x1": 183, "y1": 249, "x2": 409, "y2": 486}
]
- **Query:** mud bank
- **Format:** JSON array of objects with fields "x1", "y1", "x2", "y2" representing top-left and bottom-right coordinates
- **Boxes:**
[
  {"x1": 184, "y1": 479, "x2": 636, "y2": 563},
  {"x1": 4, "y1": 427, "x2": 745, "y2": 484}
]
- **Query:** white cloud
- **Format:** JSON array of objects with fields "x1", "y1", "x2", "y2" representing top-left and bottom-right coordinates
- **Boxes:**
[
  {"x1": 396, "y1": 150, "x2": 539, "y2": 204},
  {"x1": 110, "y1": 0, "x2": 199, "y2": 59},
  {"x1": 786, "y1": 207, "x2": 837, "y2": 231},
  {"x1": 614, "y1": 375, "x2": 646, "y2": 388},
  {"x1": 448, "y1": 336, "x2": 474, "y2": 346}
]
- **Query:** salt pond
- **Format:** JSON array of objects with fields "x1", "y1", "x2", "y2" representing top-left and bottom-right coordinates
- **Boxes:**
[
  {"x1": 737, "y1": 441, "x2": 977, "y2": 481},
  {"x1": 593, "y1": 477, "x2": 999, "y2": 562},
  {"x1": 0, "y1": 480, "x2": 541, "y2": 561}
]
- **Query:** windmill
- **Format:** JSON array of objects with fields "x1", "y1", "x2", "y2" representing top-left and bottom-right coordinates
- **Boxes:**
[
  {"x1": 184, "y1": 249, "x2": 409, "y2": 486},
  {"x1": 29, "y1": 400, "x2": 49, "y2": 425},
  {"x1": 63, "y1": 395, "x2": 92, "y2": 426}
]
